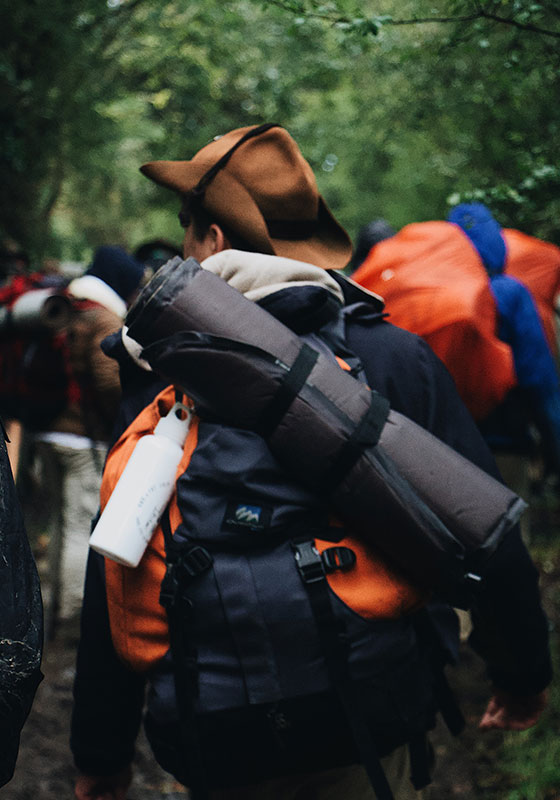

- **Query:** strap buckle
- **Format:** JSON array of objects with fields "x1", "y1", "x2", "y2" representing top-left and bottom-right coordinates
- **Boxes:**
[
  {"x1": 321, "y1": 546, "x2": 356, "y2": 574},
  {"x1": 159, "y1": 544, "x2": 213, "y2": 609},
  {"x1": 293, "y1": 540, "x2": 325, "y2": 584},
  {"x1": 179, "y1": 545, "x2": 213, "y2": 578}
]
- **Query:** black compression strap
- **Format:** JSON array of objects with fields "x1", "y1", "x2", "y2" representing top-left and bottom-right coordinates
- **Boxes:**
[
  {"x1": 322, "y1": 391, "x2": 390, "y2": 493},
  {"x1": 408, "y1": 734, "x2": 432, "y2": 790},
  {"x1": 259, "y1": 343, "x2": 319, "y2": 439},
  {"x1": 413, "y1": 609, "x2": 465, "y2": 738},
  {"x1": 292, "y1": 538, "x2": 395, "y2": 800},
  {"x1": 160, "y1": 508, "x2": 209, "y2": 800}
]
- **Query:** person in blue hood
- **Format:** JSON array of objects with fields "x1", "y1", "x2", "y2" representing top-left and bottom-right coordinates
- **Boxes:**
[{"x1": 448, "y1": 202, "x2": 560, "y2": 495}]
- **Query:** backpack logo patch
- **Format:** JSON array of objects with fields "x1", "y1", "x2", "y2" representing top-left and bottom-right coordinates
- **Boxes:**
[{"x1": 223, "y1": 500, "x2": 272, "y2": 531}]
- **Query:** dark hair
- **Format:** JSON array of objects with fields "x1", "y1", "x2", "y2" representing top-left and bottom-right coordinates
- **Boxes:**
[
  {"x1": 179, "y1": 197, "x2": 256, "y2": 253},
  {"x1": 133, "y1": 238, "x2": 182, "y2": 264},
  {"x1": 350, "y1": 219, "x2": 396, "y2": 271}
]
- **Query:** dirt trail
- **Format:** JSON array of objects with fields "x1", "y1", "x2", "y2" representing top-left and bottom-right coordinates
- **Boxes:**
[
  {"x1": 1, "y1": 622, "x2": 510, "y2": 799},
  {"x1": 3, "y1": 528, "x2": 558, "y2": 799},
  {"x1": 2, "y1": 616, "x2": 188, "y2": 800}
]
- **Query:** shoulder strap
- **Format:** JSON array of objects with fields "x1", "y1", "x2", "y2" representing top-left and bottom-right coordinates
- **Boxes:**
[
  {"x1": 159, "y1": 508, "x2": 212, "y2": 800},
  {"x1": 291, "y1": 536, "x2": 395, "y2": 800}
]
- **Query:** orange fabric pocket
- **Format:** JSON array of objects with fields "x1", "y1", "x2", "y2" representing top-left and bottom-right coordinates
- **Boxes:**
[
  {"x1": 103, "y1": 385, "x2": 199, "y2": 672},
  {"x1": 315, "y1": 534, "x2": 427, "y2": 619}
]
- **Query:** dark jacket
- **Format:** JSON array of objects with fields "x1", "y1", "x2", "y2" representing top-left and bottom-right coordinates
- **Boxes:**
[
  {"x1": 0, "y1": 422, "x2": 43, "y2": 786},
  {"x1": 71, "y1": 281, "x2": 552, "y2": 781}
]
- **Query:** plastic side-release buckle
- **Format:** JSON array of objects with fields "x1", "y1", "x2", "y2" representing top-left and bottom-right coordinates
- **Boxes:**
[
  {"x1": 445, "y1": 571, "x2": 484, "y2": 611},
  {"x1": 180, "y1": 544, "x2": 213, "y2": 578},
  {"x1": 321, "y1": 546, "x2": 356, "y2": 574},
  {"x1": 159, "y1": 544, "x2": 213, "y2": 609},
  {"x1": 292, "y1": 540, "x2": 325, "y2": 584}
]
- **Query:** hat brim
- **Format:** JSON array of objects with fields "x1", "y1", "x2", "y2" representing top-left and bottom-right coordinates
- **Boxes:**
[{"x1": 141, "y1": 159, "x2": 352, "y2": 270}]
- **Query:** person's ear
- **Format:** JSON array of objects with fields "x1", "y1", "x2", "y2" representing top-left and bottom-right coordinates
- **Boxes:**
[{"x1": 208, "y1": 224, "x2": 231, "y2": 254}]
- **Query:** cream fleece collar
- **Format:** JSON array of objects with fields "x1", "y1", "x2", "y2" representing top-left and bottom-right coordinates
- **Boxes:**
[{"x1": 201, "y1": 250, "x2": 345, "y2": 304}]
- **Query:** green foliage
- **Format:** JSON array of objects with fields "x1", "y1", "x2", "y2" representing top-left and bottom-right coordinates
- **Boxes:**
[
  {"x1": 496, "y1": 535, "x2": 560, "y2": 799},
  {"x1": 500, "y1": 631, "x2": 560, "y2": 799},
  {"x1": 1, "y1": 0, "x2": 128, "y2": 255},
  {"x1": 2, "y1": 0, "x2": 559, "y2": 265},
  {"x1": 447, "y1": 164, "x2": 560, "y2": 243}
]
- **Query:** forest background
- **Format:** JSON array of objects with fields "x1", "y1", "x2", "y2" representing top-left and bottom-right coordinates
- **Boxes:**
[
  {"x1": 2, "y1": 0, "x2": 560, "y2": 264},
  {"x1": 1, "y1": 3, "x2": 560, "y2": 798}
]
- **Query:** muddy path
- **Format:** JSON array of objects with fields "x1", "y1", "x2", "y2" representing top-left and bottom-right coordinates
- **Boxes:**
[{"x1": 3, "y1": 531, "x2": 558, "y2": 799}]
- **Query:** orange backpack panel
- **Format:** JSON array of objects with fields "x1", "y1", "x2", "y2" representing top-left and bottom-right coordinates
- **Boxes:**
[
  {"x1": 316, "y1": 533, "x2": 426, "y2": 619},
  {"x1": 504, "y1": 229, "x2": 560, "y2": 355},
  {"x1": 102, "y1": 385, "x2": 199, "y2": 672},
  {"x1": 352, "y1": 221, "x2": 516, "y2": 420}
]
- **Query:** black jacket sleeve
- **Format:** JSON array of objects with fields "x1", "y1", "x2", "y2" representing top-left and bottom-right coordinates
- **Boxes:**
[
  {"x1": 0, "y1": 426, "x2": 43, "y2": 787},
  {"x1": 70, "y1": 550, "x2": 146, "y2": 775},
  {"x1": 346, "y1": 316, "x2": 552, "y2": 696}
]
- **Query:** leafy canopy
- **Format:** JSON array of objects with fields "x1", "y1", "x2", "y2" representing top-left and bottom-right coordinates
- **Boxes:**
[{"x1": 2, "y1": 0, "x2": 559, "y2": 264}]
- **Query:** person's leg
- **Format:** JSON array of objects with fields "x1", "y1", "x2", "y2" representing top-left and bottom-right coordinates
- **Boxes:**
[
  {"x1": 297, "y1": 748, "x2": 425, "y2": 800},
  {"x1": 33, "y1": 441, "x2": 65, "y2": 639},
  {"x1": 209, "y1": 746, "x2": 425, "y2": 800},
  {"x1": 54, "y1": 444, "x2": 104, "y2": 620}
]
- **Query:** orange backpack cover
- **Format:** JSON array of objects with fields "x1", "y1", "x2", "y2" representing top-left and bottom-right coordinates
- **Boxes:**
[
  {"x1": 352, "y1": 221, "x2": 516, "y2": 421},
  {"x1": 503, "y1": 228, "x2": 560, "y2": 356}
]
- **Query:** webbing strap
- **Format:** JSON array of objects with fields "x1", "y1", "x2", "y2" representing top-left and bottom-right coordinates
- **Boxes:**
[
  {"x1": 322, "y1": 391, "x2": 390, "y2": 493},
  {"x1": 259, "y1": 343, "x2": 319, "y2": 438},
  {"x1": 161, "y1": 505, "x2": 174, "y2": 552},
  {"x1": 292, "y1": 539, "x2": 395, "y2": 800},
  {"x1": 413, "y1": 609, "x2": 465, "y2": 738},
  {"x1": 408, "y1": 734, "x2": 432, "y2": 791},
  {"x1": 160, "y1": 509, "x2": 209, "y2": 800}
]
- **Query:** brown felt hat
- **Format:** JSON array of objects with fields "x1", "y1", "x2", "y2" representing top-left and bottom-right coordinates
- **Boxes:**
[{"x1": 140, "y1": 123, "x2": 352, "y2": 270}]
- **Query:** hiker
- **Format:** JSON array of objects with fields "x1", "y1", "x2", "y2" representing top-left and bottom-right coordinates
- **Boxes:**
[
  {"x1": 31, "y1": 245, "x2": 145, "y2": 625},
  {"x1": 351, "y1": 209, "x2": 560, "y2": 506},
  {"x1": 71, "y1": 125, "x2": 551, "y2": 800},
  {"x1": 0, "y1": 418, "x2": 43, "y2": 787},
  {"x1": 448, "y1": 203, "x2": 560, "y2": 517}
]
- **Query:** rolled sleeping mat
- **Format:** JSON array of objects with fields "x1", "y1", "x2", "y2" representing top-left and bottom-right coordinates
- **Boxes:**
[
  {"x1": 0, "y1": 289, "x2": 73, "y2": 333},
  {"x1": 126, "y1": 257, "x2": 526, "y2": 607}
]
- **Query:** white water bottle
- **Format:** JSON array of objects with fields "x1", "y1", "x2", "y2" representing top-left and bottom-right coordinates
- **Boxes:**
[{"x1": 90, "y1": 402, "x2": 192, "y2": 567}]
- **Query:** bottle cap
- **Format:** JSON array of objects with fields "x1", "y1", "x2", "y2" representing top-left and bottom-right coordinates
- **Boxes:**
[{"x1": 153, "y1": 402, "x2": 192, "y2": 447}]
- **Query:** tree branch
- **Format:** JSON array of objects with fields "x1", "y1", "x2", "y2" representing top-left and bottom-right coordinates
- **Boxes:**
[
  {"x1": 265, "y1": 0, "x2": 560, "y2": 39},
  {"x1": 478, "y1": 9, "x2": 560, "y2": 38}
]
